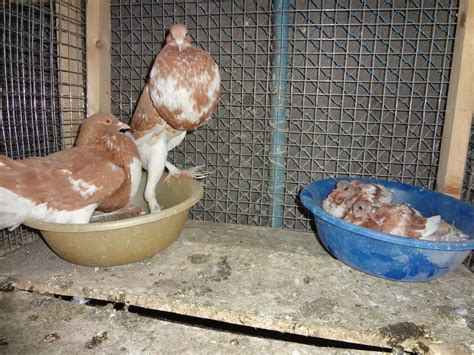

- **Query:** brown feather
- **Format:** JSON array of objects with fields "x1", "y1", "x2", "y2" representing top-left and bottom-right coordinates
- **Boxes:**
[
  {"x1": 148, "y1": 25, "x2": 220, "y2": 131},
  {"x1": 131, "y1": 83, "x2": 167, "y2": 139},
  {"x1": 0, "y1": 147, "x2": 124, "y2": 211},
  {"x1": 0, "y1": 113, "x2": 138, "y2": 216}
]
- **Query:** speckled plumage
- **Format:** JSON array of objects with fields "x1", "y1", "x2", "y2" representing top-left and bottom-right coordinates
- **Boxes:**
[
  {"x1": 0, "y1": 113, "x2": 141, "y2": 230},
  {"x1": 131, "y1": 24, "x2": 220, "y2": 212},
  {"x1": 148, "y1": 24, "x2": 220, "y2": 131},
  {"x1": 322, "y1": 180, "x2": 394, "y2": 218},
  {"x1": 344, "y1": 199, "x2": 440, "y2": 239}
]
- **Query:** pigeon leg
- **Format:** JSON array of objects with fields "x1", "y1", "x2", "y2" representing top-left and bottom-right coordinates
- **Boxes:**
[
  {"x1": 144, "y1": 138, "x2": 168, "y2": 213},
  {"x1": 164, "y1": 162, "x2": 211, "y2": 183},
  {"x1": 166, "y1": 130, "x2": 186, "y2": 151}
]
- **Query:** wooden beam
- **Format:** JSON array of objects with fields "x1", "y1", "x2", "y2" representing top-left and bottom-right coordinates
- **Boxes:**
[
  {"x1": 86, "y1": 0, "x2": 111, "y2": 116},
  {"x1": 436, "y1": 0, "x2": 474, "y2": 198},
  {"x1": 56, "y1": 0, "x2": 86, "y2": 148}
]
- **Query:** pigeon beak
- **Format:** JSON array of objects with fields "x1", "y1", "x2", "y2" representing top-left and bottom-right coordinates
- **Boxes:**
[{"x1": 117, "y1": 121, "x2": 131, "y2": 131}]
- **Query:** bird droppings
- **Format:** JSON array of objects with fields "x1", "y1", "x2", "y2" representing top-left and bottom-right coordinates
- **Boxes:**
[
  {"x1": 299, "y1": 298, "x2": 336, "y2": 318},
  {"x1": 43, "y1": 333, "x2": 60, "y2": 343},
  {"x1": 188, "y1": 253, "x2": 211, "y2": 264},
  {"x1": 206, "y1": 256, "x2": 231, "y2": 281},
  {"x1": 0, "y1": 277, "x2": 16, "y2": 292},
  {"x1": 28, "y1": 314, "x2": 39, "y2": 321},
  {"x1": 85, "y1": 331, "x2": 108, "y2": 349},
  {"x1": 379, "y1": 322, "x2": 433, "y2": 347},
  {"x1": 230, "y1": 338, "x2": 239, "y2": 346}
]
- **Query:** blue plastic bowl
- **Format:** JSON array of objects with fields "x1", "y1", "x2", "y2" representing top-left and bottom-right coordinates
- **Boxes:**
[{"x1": 300, "y1": 178, "x2": 474, "y2": 282}]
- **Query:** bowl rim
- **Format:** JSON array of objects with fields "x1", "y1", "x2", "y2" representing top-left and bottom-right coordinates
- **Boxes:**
[
  {"x1": 23, "y1": 177, "x2": 204, "y2": 233},
  {"x1": 300, "y1": 177, "x2": 474, "y2": 251}
]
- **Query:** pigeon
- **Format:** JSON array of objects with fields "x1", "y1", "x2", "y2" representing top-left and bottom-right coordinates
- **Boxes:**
[
  {"x1": 131, "y1": 23, "x2": 220, "y2": 212},
  {"x1": 0, "y1": 113, "x2": 142, "y2": 230},
  {"x1": 344, "y1": 198, "x2": 441, "y2": 239},
  {"x1": 356, "y1": 183, "x2": 394, "y2": 207},
  {"x1": 322, "y1": 180, "x2": 394, "y2": 218}
]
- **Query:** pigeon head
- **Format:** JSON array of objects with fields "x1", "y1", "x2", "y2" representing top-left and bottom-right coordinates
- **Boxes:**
[
  {"x1": 76, "y1": 113, "x2": 130, "y2": 148},
  {"x1": 335, "y1": 181, "x2": 354, "y2": 198},
  {"x1": 167, "y1": 24, "x2": 192, "y2": 48},
  {"x1": 351, "y1": 198, "x2": 375, "y2": 221}
]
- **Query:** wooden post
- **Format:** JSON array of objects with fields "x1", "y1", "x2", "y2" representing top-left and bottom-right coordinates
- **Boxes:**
[
  {"x1": 436, "y1": 0, "x2": 474, "y2": 198},
  {"x1": 56, "y1": 0, "x2": 86, "y2": 148},
  {"x1": 86, "y1": 0, "x2": 111, "y2": 116}
]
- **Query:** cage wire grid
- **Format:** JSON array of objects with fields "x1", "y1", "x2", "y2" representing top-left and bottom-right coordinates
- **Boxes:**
[
  {"x1": 0, "y1": 0, "x2": 472, "y2": 258},
  {"x1": 0, "y1": 0, "x2": 87, "y2": 256},
  {"x1": 110, "y1": 0, "x2": 462, "y2": 231},
  {"x1": 462, "y1": 120, "x2": 474, "y2": 270}
]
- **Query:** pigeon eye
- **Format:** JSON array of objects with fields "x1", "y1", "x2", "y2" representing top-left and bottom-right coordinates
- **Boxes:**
[
  {"x1": 357, "y1": 205, "x2": 364, "y2": 210},
  {"x1": 343, "y1": 186, "x2": 349, "y2": 191},
  {"x1": 104, "y1": 117, "x2": 112, "y2": 125}
]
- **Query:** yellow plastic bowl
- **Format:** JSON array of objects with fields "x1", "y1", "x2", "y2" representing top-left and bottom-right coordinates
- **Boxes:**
[{"x1": 24, "y1": 173, "x2": 203, "y2": 267}]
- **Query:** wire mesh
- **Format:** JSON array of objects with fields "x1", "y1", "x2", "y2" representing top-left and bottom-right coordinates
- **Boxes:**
[
  {"x1": 0, "y1": 0, "x2": 87, "y2": 256},
  {"x1": 462, "y1": 119, "x2": 474, "y2": 271},
  {"x1": 462, "y1": 119, "x2": 474, "y2": 205},
  {"x1": 111, "y1": 1, "x2": 275, "y2": 227},
  {"x1": 111, "y1": 0, "x2": 461, "y2": 232}
]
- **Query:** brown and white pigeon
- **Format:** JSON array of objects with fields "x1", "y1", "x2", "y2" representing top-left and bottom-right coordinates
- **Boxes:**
[
  {"x1": 131, "y1": 23, "x2": 220, "y2": 213},
  {"x1": 344, "y1": 198, "x2": 440, "y2": 239},
  {"x1": 0, "y1": 113, "x2": 142, "y2": 230},
  {"x1": 322, "y1": 180, "x2": 365, "y2": 218},
  {"x1": 323, "y1": 180, "x2": 394, "y2": 218}
]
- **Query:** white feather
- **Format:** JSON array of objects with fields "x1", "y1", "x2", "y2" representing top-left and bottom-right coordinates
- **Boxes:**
[
  {"x1": 149, "y1": 66, "x2": 220, "y2": 125},
  {"x1": 67, "y1": 176, "x2": 98, "y2": 198},
  {"x1": 422, "y1": 215, "x2": 441, "y2": 237},
  {"x1": 71, "y1": 296, "x2": 90, "y2": 305},
  {"x1": 322, "y1": 198, "x2": 347, "y2": 218},
  {"x1": 0, "y1": 187, "x2": 97, "y2": 230},
  {"x1": 128, "y1": 157, "x2": 142, "y2": 199}
]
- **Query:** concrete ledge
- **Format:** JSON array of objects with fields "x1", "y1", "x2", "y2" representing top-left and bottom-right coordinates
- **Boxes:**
[{"x1": 0, "y1": 221, "x2": 472, "y2": 353}]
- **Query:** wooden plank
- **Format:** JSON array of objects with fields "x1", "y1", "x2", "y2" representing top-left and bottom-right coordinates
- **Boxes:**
[
  {"x1": 0, "y1": 221, "x2": 472, "y2": 354},
  {"x1": 436, "y1": 0, "x2": 474, "y2": 198},
  {"x1": 86, "y1": 0, "x2": 111, "y2": 116},
  {"x1": 2, "y1": 291, "x2": 366, "y2": 354},
  {"x1": 56, "y1": 0, "x2": 86, "y2": 148}
]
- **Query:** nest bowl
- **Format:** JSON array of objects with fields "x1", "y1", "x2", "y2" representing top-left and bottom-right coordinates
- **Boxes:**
[
  {"x1": 300, "y1": 178, "x2": 474, "y2": 282},
  {"x1": 24, "y1": 173, "x2": 203, "y2": 267}
]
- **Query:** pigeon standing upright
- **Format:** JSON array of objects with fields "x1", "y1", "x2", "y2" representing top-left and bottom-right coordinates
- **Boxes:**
[{"x1": 131, "y1": 23, "x2": 220, "y2": 213}]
